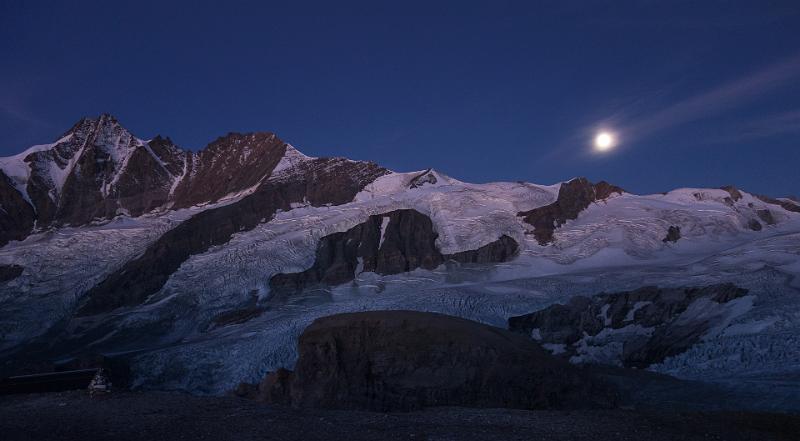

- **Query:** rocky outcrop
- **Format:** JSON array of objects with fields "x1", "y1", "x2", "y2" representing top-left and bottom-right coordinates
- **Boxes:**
[
  {"x1": 748, "y1": 219, "x2": 763, "y2": 231},
  {"x1": 0, "y1": 264, "x2": 23, "y2": 282},
  {"x1": 517, "y1": 177, "x2": 623, "y2": 245},
  {"x1": 662, "y1": 225, "x2": 681, "y2": 243},
  {"x1": 78, "y1": 158, "x2": 389, "y2": 315},
  {"x1": 756, "y1": 194, "x2": 800, "y2": 214},
  {"x1": 720, "y1": 185, "x2": 743, "y2": 203},
  {"x1": 508, "y1": 284, "x2": 750, "y2": 368},
  {"x1": 244, "y1": 311, "x2": 616, "y2": 411},
  {"x1": 409, "y1": 169, "x2": 438, "y2": 188},
  {"x1": 269, "y1": 209, "x2": 518, "y2": 295},
  {"x1": 0, "y1": 171, "x2": 35, "y2": 246},
  {"x1": 446, "y1": 234, "x2": 518, "y2": 263}
]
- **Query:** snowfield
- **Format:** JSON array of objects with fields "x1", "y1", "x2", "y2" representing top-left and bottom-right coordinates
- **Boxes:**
[{"x1": 2, "y1": 157, "x2": 800, "y2": 409}]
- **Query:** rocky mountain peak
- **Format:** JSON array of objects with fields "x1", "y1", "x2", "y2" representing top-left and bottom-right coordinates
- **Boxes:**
[{"x1": 0, "y1": 117, "x2": 303, "y2": 243}]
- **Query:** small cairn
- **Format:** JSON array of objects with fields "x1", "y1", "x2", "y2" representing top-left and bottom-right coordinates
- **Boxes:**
[{"x1": 88, "y1": 369, "x2": 112, "y2": 396}]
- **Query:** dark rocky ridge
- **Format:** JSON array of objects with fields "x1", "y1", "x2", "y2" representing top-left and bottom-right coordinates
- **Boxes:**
[
  {"x1": 508, "y1": 283, "x2": 749, "y2": 368},
  {"x1": 517, "y1": 177, "x2": 623, "y2": 245},
  {"x1": 0, "y1": 171, "x2": 35, "y2": 246},
  {"x1": 169, "y1": 132, "x2": 288, "y2": 209},
  {"x1": 244, "y1": 311, "x2": 615, "y2": 411},
  {"x1": 756, "y1": 194, "x2": 800, "y2": 214},
  {"x1": 78, "y1": 158, "x2": 389, "y2": 315},
  {"x1": 0, "y1": 116, "x2": 307, "y2": 244},
  {"x1": 269, "y1": 209, "x2": 518, "y2": 294}
]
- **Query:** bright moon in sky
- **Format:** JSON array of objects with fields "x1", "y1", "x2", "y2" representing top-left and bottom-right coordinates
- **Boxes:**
[{"x1": 594, "y1": 132, "x2": 616, "y2": 152}]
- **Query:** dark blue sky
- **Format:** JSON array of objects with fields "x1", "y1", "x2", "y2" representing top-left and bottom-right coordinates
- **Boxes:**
[{"x1": 2, "y1": 1, "x2": 799, "y2": 195}]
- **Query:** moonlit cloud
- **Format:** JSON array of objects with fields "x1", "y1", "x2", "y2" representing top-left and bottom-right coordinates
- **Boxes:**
[
  {"x1": 707, "y1": 109, "x2": 800, "y2": 144},
  {"x1": 621, "y1": 52, "x2": 800, "y2": 142}
]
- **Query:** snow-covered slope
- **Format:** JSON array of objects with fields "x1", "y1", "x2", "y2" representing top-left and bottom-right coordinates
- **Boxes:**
[{"x1": 1, "y1": 117, "x2": 800, "y2": 409}]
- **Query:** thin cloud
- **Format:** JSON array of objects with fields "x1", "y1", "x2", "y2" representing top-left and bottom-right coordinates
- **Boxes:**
[
  {"x1": 622, "y1": 52, "x2": 800, "y2": 142},
  {"x1": 708, "y1": 109, "x2": 800, "y2": 144}
]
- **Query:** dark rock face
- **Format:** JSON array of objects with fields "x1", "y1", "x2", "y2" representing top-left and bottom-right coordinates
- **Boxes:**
[
  {"x1": 0, "y1": 171, "x2": 35, "y2": 246},
  {"x1": 170, "y1": 132, "x2": 287, "y2": 209},
  {"x1": 446, "y1": 234, "x2": 519, "y2": 263},
  {"x1": 508, "y1": 284, "x2": 749, "y2": 368},
  {"x1": 269, "y1": 209, "x2": 518, "y2": 294},
  {"x1": 748, "y1": 219, "x2": 763, "y2": 231},
  {"x1": 756, "y1": 194, "x2": 800, "y2": 214},
  {"x1": 720, "y1": 185, "x2": 743, "y2": 203},
  {"x1": 0, "y1": 264, "x2": 23, "y2": 282},
  {"x1": 110, "y1": 136, "x2": 186, "y2": 218},
  {"x1": 0, "y1": 115, "x2": 188, "y2": 229},
  {"x1": 78, "y1": 158, "x2": 389, "y2": 315},
  {"x1": 517, "y1": 178, "x2": 623, "y2": 245},
  {"x1": 409, "y1": 169, "x2": 438, "y2": 188},
  {"x1": 663, "y1": 226, "x2": 681, "y2": 243},
  {"x1": 250, "y1": 311, "x2": 615, "y2": 411}
]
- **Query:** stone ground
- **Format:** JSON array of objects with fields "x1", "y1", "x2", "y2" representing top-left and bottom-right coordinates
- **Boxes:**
[{"x1": 1, "y1": 391, "x2": 799, "y2": 441}]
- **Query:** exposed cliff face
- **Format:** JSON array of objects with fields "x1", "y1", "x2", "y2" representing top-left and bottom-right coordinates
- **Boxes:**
[
  {"x1": 248, "y1": 311, "x2": 616, "y2": 411},
  {"x1": 269, "y1": 209, "x2": 519, "y2": 295},
  {"x1": 517, "y1": 177, "x2": 623, "y2": 245},
  {"x1": 170, "y1": 132, "x2": 288, "y2": 209},
  {"x1": 78, "y1": 158, "x2": 389, "y2": 315},
  {"x1": 0, "y1": 171, "x2": 35, "y2": 246},
  {"x1": 508, "y1": 284, "x2": 750, "y2": 368}
]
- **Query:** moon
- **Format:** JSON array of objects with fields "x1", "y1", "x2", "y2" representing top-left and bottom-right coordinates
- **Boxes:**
[{"x1": 594, "y1": 131, "x2": 616, "y2": 152}]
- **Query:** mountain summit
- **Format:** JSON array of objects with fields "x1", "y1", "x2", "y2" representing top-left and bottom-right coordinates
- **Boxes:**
[{"x1": 0, "y1": 116, "x2": 319, "y2": 244}]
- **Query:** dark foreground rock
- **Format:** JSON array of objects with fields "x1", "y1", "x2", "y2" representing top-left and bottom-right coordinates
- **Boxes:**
[
  {"x1": 1, "y1": 390, "x2": 799, "y2": 441},
  {"x1": 508, "y1": 283, "x2": 750, "y2": 368},
  {"x1": 244, "y1": 310, "x2": 615, "y2": 411}
]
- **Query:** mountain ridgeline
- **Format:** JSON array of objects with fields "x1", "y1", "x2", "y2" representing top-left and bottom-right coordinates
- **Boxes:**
[{"x1": 1, "y1": 114, "x2": 799, "y2": 318}]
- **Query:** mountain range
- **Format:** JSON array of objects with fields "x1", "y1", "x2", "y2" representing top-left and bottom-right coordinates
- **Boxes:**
[{"x1": 1, "y1": 115, "x2": 799, "y2": 409}]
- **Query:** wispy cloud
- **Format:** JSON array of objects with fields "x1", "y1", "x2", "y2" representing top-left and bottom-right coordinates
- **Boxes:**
[
  {"x1": 621, "y1": 52, "x2": 800, "y2": 142},
  {"x1": 708, "y1": 109, "x2": 800, "y2": 144}
]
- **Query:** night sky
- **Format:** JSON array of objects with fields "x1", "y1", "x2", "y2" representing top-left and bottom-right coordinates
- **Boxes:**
[{"x1": 2, "y1": 1, "x2": 799, "y2": 196}]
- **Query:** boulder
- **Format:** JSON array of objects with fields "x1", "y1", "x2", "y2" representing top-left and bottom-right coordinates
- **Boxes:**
[
  {"x1": 248, "y1": 310, "x2": 615, "y2": 411},
  {"x1": 662, "y1": 225, "x2": 681, "y2": 243}
]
